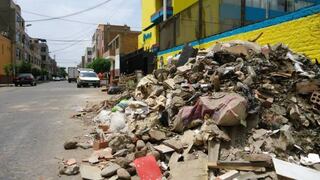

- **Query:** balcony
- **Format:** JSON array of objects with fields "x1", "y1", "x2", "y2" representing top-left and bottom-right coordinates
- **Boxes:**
[{"x1": 151, "y1": 6, "x2": 173, "y2": 24}]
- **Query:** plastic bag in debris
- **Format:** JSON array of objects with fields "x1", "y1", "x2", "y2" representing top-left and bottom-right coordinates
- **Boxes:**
[
  {"x1": 112, "y1": 99, "x2": 130, "y2": 112},
  {"x1": 109, "y1": 111, "x2": 128, "y2": 133},
  {"x1": 125, "y1": 101, "x2": 149, "y2": 117},
  {"x1": 93, "y1": 110, "x2": 112, "y2": 123}
]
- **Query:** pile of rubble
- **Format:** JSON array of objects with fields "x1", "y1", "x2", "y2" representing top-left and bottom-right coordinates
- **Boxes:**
[{"x1": 63, "y1": 40, "x2": 320, "y2": 180}]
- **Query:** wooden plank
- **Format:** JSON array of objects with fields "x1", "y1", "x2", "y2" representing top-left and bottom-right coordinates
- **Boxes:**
[
  {"x1": 208, "y1": 140, "x2": 220, "y2": 163},
  {"x1": 208, "y1": 161, "x2": 268, "y2": 172}
]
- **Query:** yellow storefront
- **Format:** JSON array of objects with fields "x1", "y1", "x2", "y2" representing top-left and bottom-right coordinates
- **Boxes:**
[
  {"x1": 157, "y1": 3, "x2": 320, "y2": 64},
  {"x1": 139, "y1": 0, "x2": 200, "y2": 51}
]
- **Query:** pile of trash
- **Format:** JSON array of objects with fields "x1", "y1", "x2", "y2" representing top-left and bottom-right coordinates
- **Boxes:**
[{"x1": 63, "y1": 40, "x2": 320, "y2": 180}]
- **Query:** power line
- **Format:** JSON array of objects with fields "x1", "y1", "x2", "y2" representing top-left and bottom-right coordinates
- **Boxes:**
[
  {"x1": 46, "y1": 39, "x2": 91, "y2": 42},
  {"x1": 23, "y1": 10, "x2": 98, "y2": 25},
  {"x1": 49, "y1": 40, "x2": 87, "y2": 53},
  {"x1": 25, "y1": 0, "x2": 114, "y2": 22}
]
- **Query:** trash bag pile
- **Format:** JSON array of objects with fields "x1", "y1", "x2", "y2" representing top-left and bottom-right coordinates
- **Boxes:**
[{"x1": 63, "y1": 41, "x2": 320, "y2": 179}]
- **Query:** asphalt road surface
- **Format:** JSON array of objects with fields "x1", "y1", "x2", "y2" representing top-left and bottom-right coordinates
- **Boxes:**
[{"x1": 0, "y1": 81, "x2": 105, "y2": 180}]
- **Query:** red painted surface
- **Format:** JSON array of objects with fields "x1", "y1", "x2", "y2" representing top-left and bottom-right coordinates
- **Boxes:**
[{"x1": 134, "y1": 155, "x2": 162, "y2": 180}]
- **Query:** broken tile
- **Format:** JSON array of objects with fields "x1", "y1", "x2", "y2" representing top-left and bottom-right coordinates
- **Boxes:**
[
  {"x1": 80, "y1": 164, "x2": 103, "y2": 180},
  {"x1": 154, "y1": 144, "x2": 175, "y2": 154}
]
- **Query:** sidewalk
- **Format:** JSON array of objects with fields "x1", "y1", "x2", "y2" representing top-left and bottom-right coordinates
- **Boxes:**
[
  {"x1": 0, "y1": 81, "x2": 49, "y2": 87},
  {"x1": 0, "y1": 84, "x2": 14, "y2": 87}
]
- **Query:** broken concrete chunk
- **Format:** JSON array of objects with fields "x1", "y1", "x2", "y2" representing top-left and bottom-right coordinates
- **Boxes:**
[
  {"x1": 252, "y1": 129, "x2": 268, "y2": 140},
  {"x1": 80, "y1": 164, "x2": 103, "y2": 180},
  {"x1": 148, "y1": 129, "x2": 166, "y2": 141},
  {"x1": 164, "y1": 78, "x2": 176, "y2": 90},
  {"x1": 136, "y1": 140, "x2": 146, "y2": 151},
  {"x1": 134, "y1": 149, "x2": 148, "y2": 158},
  {"x1": 115, "y1": 157, "x2": 131, "y2": 168},
  {"x1": 168, "y1": 152, "x2": 182, "y2": 168},
  {"x1": 101, "y1": 162, "x2": 121, "y2": 177},
  {"x1": 117, "y1": 168, "x2": 131, "y2": 180},
  {"x1": 163, "y1": 138, "x2": 184, "y2": 153},
  {"x1": 59, "y1": 164, "x2": 80, "y2": 176},
  {"x1": 88, "y1": 155, "x2": 99, "y2": 164}
]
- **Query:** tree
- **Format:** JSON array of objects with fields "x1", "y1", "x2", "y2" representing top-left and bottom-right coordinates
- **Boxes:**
[
  {"x1": 86, "y1": 58, "x2": 111, "y2": 73},
  {"x1": 18, "y1": 61, "x2": 32, "y2": 73},
  {"x1": 57, "y1": 67, "x2": 67, "y2": 77},
  {"x1": 3, "y1": 64, "x2": 14, "y2": 84},
  {"x1": 31, "y1": 67, "x2": 41, "y2": 77}
]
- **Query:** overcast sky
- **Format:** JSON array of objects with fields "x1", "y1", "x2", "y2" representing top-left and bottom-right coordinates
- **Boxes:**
[{"x1": 15, "y1": 0, "x2": 141, "y2": 68}]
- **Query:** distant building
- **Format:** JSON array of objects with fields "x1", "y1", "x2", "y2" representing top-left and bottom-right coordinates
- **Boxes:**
[
  {"x1": 0, "y1": 0, "x2": 28, "y2": 73},
  {"x1": 103, "y1": 30, "x2": 140, "y2": 82},
  {"x1": 36, "y1": 40, "x2": 56, "y2": 78},
  {"x1": 84, "y1": 47, "x2": 93, "y2": 66},
  {"x1": 91, "y1": 24, "x2": 134, "y2": 60},
  {"x1": 0, "y1": 0, "x2": 57, "y2": 80}
]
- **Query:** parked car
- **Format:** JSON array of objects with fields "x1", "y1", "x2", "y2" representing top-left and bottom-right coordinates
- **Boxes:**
[
  {"x1": 77, "y1": 70, "x2": 100, "y2": 88},
  {"x1": 53, "y1": 77, "x2": 61, "y2": 81},
  {"x1": 14, "y1": 73, "x2": 37, "y2": 86}
]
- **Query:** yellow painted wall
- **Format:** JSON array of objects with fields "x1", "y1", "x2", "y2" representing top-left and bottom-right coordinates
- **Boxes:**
[
  {"x1": 138, "y1": 0, "x2": 162, "y2": 49},
  {"x1": 173, "y1": 0, "x2": 198, "y2": 14},
  {"x1": 202, "y1": 0, "x2": 220, "y2": 36},
  {"x1": 159, "y1": 13, "x2": 320, "y2": 64},
  {"x1": 0, "y1": 35, "x2": 12, "y2": 76}
]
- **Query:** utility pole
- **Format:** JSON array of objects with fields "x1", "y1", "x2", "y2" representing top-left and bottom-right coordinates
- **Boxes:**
[
  {"x1": 163, "y1": 0, "x2": 167, "y2": 21},
  {"x1": 266, "y1": 0, "x2": 270, "y2": 19},
  {"x1": 198, "y1": 0, "x2": 203, "y2": 40},
  {"x1": 241, "y1": 0, "x2": 246, "y2": 26}
]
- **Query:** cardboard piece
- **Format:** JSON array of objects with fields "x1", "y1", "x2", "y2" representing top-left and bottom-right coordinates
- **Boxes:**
[{"x1": 170, "y1": 158, "x2": 208, "y2": 180}]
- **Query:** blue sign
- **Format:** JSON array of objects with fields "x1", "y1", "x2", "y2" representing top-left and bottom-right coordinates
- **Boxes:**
[{"x1": 143, "y1": 32, "x2": 152, "y2": 42}]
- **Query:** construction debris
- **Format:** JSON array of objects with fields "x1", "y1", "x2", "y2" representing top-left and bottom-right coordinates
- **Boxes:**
[{"x1": 66, "y1": 40, "x2": 320, "y2": 179}]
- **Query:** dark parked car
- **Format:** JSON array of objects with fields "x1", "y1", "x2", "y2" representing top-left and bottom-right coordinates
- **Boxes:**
[{"x1": 14, "y1": 73, "x2": 37, "y2": 86}]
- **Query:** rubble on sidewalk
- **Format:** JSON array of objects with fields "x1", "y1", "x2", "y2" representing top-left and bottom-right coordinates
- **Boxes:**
[{"x1": 65, "y1": 40, "x2": 320, "y2": 179}]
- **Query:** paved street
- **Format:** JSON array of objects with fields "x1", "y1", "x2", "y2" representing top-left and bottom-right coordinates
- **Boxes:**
[{"x1": 0, "y1": 81, "x2": 104, "y2": 180}]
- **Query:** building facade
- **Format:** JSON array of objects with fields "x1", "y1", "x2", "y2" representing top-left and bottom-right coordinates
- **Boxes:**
[
  {"x1": 0, "y1": 0, "x2": 27, "y2": 70},
  {"x1": 84, "y1": 47, "x2": 93, "y2": 66},
  {"x1": 103, "y1": 30, "x2": 140, "y2": 82},
  {"x1": 37, "y1": 40, "x2": 57, "y2": 78},
  {"x1": 91, "y1": 24, "x2": 135, "y2": 60},
  {"x1": 0, "y1": 0, "x2": 57, "y2": 81},
  {"x1": 0, "y1": 35, "x2": 12, "y2": 83},
  {"x1": 139, "y1": 0, "x2": 320, "y2": 65}
]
